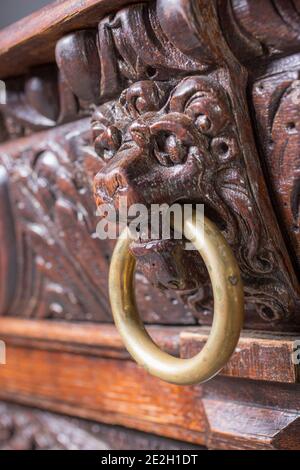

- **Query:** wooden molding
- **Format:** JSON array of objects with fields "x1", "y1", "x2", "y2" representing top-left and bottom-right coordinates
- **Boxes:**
[
  {"x1": 0, "y1": 322, "x2": 300, "y2": 449},
  {"x1": 0, "y1": 318, "x2": 299, "y2": 384},
  {"x1": 181, "y1": 328, "x2": 300, "y2": 384}
]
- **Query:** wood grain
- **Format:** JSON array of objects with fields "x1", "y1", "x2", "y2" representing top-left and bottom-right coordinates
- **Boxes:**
[
  {"x1": 0, "y1": 340, "x2": 299, "y2": 449},
  {"x1": 0, "y1": 319, "x2": 299, "y2": 384},
  {"x1": 181, "y1": 328, "x2": 300, "y2": 384}
]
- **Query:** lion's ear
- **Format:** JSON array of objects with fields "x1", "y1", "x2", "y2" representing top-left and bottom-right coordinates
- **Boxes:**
[{"x1": 169, "y1": 76, "x2": 230, "y2": 136}]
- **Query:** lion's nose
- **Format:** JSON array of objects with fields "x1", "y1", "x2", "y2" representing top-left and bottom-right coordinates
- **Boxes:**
[
  {"x1": 94, "y1": 168, "x2": 128, "y2": 206},
  {"x1": 94, "y1": 153, "x2": 146, "y2": 210}
]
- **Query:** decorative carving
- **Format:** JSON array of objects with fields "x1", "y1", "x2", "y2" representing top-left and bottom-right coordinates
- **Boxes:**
[
  {"x1": 252, "y1": 65, "x2": 300, "y2": 271},
  {"x1": 0, "y1": 64, "x2": 85, "y2": 141},
  {"x1": 0, "y1": 120, "x2": 197, "y2": 324},
  {"x1": 78, "y1": 0, "x2": 298, "y2": 324},
  {"x1": 0, "y1": 0, "x2": 299, "y2": 326},
  {"x1": 219, "y1": 0, "x2": 300, "y2": 63},
  {"x1": 93, "y1": 74, "x2": 299, "y2": 323},
  {"x1": 0, "y1": 166, "x2": 17, "y2": 315},
  {"x1": 0, "y1": 120, "x2": 112, "y2": 321}
]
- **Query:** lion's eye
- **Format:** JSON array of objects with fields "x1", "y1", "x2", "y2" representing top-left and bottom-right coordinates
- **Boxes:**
[
  {"x1": 185, "y1": 97, "x2": 228, "y2": 137},
  {"x1": 154, "y1": 132, "x2": 188, "y2": 166},
  {"x1": 94, "y1": 125, "x2": 122, "y2": 161}
]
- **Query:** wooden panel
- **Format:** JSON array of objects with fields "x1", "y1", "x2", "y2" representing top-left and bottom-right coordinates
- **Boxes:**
[
  {"x1": 251, "y1": 55, "x2": 300, "y2": 270},
  {"x1": 0, "y1": 344, "x2": 207, "y2": 445},
  {"x1": 0, "y1": 2, "x2": 299, "y2": 329},
  {"x1": 0, "y1": 339, "x2": 299, "y2": 449},
  {"x1": 0, "y1": 319, "x2": 181, "y2": 359},
  {"x1": 0, "y1": 0, "x2": 148, "y2": 79},
  {"x1": 0, "y1": 319, "x2": 299, "y2": 383}
]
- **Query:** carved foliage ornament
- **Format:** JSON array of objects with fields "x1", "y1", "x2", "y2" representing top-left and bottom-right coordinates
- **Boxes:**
[{"x1": 0, "y1": 122, "x2": 112, "y2": 321}]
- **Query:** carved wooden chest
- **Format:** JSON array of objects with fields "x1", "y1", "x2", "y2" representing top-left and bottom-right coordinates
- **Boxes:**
[{"x1": 0, "y1": 0, "x2": 299, "y2": 450}]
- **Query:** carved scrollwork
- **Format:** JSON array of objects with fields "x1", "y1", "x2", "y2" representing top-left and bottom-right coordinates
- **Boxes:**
[
  {"x1": 219, "y1": 0, "x2": 300, "y2": 63},
  {"x1": 93, "y1": 74, "x2": 299, "y2": 323},
  {"x1": 252, "y1": 69, "x2": 300, "y2": 272}
]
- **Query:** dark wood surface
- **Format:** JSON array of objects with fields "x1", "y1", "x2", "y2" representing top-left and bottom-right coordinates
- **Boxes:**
[
  {"x1": 0, "y1": 0, "x2": 300, "y2": 451},
  {"x1": 251, "y1": 55, "x2": 300, "y2": 272},
  {"x1": 1, "y1": 0, "x2": 300, "y2": 80},
  {"x1": 1, "y1": 116, "x2": 298, "y2": 329},
  {"x1": 1, "y1": 1, "x2": 300, "y2": 328}
]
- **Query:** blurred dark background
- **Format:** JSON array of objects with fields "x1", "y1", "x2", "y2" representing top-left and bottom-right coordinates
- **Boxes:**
[{"x1": 0, "y1": 0, "x2": 53, "y2": 28}]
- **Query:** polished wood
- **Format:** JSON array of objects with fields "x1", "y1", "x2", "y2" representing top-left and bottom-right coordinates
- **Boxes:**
[
  {"x1": 1, "y1": 0, "x2": 300, "y2": 80},
  {"x1": 0, "y1": 339, "x2": 299, "y2": 449},
  {"x1": 1, "y1": 1, "x2": 299, "y2": 328},
  {"x1": 1, "y1": 117, "x2": 298, "y2": 329},
  {"x1": 0, "y1": 319, "x2": 299, "y2": 384},
  {"x1": 0, "y1": 319, "x2": 181, "y2": 359}
]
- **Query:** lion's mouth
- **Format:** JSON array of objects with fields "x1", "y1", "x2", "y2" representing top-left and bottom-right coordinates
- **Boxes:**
[{"x1": 129, "y1": 237, "x2": 173, "y2": 256}]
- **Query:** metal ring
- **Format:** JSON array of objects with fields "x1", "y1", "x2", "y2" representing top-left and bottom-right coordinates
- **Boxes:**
[{"x1": 109, "y1": 211, "x2": 244, "y2": 385}]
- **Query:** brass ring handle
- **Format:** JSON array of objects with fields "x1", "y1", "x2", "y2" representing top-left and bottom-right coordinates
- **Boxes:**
[{"x1": 109, "y1": 212, "x2": 244, "y2": 385}]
